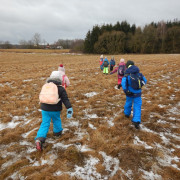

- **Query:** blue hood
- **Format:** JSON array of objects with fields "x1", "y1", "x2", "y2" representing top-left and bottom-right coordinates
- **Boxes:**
[{"x1": 125, "y1": 65, "x2": 139, "y2": 74}]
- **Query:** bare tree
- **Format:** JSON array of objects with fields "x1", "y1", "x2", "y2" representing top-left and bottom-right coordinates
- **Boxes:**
[{"x1": 32, "y1": 33, "x2": 41, "y2": 46}]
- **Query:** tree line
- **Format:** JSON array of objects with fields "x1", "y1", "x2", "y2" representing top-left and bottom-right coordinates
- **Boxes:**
[
  {"x1": 84, "y1": 19, "x2": 180, "y2": 54},
  {"x1": 0, "y1": 33, "x2": 84, "y2": 52}
]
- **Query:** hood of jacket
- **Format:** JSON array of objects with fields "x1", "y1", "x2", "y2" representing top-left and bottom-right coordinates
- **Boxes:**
[
  {"x1": 58, "y1": 66, "x2": 65, "y2": 74},
  {"x1": 125, "y1": 65, "x2": 139, "y2": 74},
  {"x1": 46, "y1": 77, "x2": 61, "y2": 85}
]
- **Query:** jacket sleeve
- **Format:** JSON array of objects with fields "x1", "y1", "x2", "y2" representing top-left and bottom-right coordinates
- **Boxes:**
[
  {"x1": 143, "y1": 76, "x2": 147, "y2": 85},
  {"x1": 58, "y1": 86, "x2": 72, "y2": 109},
  {"x1": 121, "y1": 76, "x2": 127, "y2": 92},
  {"x1": 65, "y1": 76, "x2": 70, "y2": 87},
  {"x1": 111, "y1": 67, "x2": 118, "y2": 74}
]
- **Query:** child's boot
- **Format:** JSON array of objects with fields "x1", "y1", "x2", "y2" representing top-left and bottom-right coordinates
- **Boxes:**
[
  {"x1": 132, "y1": 122, "x2": 140, "y2": 129},
  {"x1": 36, "y1": 140, "x2": 43, "y2": 151}
]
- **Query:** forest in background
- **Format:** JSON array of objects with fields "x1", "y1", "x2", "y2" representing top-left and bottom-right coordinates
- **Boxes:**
[
  {"x1": 1, "y1": 19, "x2": 180, "y2": 54},
  {"x1": 84, "y1": 19, "x2": 180, "y2": 54}
]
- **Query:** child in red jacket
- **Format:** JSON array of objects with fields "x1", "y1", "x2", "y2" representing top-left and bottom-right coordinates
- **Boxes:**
[{"x1": 110, "y1": 58, "x2": 126, "y2": 89}]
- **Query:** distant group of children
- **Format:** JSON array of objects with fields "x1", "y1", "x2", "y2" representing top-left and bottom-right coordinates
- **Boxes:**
[
  {"x1": 99, "y1": 55, "x2": 147, "y2": 129},
  {"x1": 35, "y1": 57, "x2": 147, "y2": 151}
]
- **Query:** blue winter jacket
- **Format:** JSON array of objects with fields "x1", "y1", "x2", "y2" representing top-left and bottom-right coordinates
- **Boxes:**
[
  {"x1": 102, "y1": 58, "x2": 109, "y2": 67},
  {"x1": 122, "y1": 65, "x2": 147, "y2": 97},
  {"x1": 110, "y1": 59, "x2": 115, "y2": 66}
]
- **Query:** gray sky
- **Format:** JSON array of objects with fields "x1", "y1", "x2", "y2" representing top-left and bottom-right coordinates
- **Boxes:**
[{"x1": 0, "y1": 0, "x2": 179, "y2": 44}]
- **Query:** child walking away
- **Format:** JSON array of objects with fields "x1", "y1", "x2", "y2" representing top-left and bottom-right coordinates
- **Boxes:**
[
  {"x1": 110, "y1": 57, "x2": 116, "y2": 71},
  {"x1": 58, "y1": 64, "x2": 70, "y2": 89},
  {"x1": 110, "y1": 58, "x2": 126, "y2": 89},
  {"x1": 102, "y1": 57, "x2": 109, "y2": 74},
  {"x1": 99, "y1": 54, "x2": 104, "y2": 70},
  {"x1": 35, "y1": 71, "x2": 73, "y2": 151},
  {"x1": 121, "y1": 60, "x2": 147, "y2": 129}
]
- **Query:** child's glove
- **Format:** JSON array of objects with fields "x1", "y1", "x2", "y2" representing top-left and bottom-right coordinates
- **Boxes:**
[{"x1": 67, "y1": 107, "x2": 73, "y2": 119}]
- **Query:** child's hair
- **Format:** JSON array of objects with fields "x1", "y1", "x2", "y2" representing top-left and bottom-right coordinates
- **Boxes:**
[{"x1": 126, "y1": 60, "x2": 134, "y2": 68}]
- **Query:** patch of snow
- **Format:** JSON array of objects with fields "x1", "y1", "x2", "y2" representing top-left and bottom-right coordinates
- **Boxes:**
[
  {"x1": 107, "y1": 119, "x2": 114, "y2": 127},
  {"x1": 84, "y1": 92, "x2": 98, "y2": 98},
  {"x1": 134, "y1": 136, "x2": 153, "y2": 149},
  {"x1": 54, "y1": 171, "x2": 62, "y2": 176},
  {"x1": 86, "y1": 114, "x2": 98, "y2": 119},
  {"x1": 68, "y1": 120, "x2": 79, "y2": 127},
  {"x1": 99, "y1": 151, "x2": 120, "y2": 177},
  {"x1": 159, "y1": 132, "x2": 170, "y2": 144},
  {"x1": 53, "y1": 142, "x2": 72, "y2": 149},
  {"x1": 76, "y1": 144, "x2": 92, "y2": 152},
  {"x1": 22, "y1": 127, "x2": 38, "y2": 138},
  {"x1": 140, "y1": 169, "x2": 162, "y2": 180},
  {"x1": 158, "y1": 104, "x2": 166, "y2": 108},
  {"x1": 33, "y1": 154, "x2": 57, "y2": 166},
  {"x1": 89, "y1": 123, "x2": 96, "y2": 129},
  {"x1": 168, "y1": 117, "x2": 178, "y2": 121},
  {"x1": 23, "y1": 79, "x2": 33, "y2": 82},
  {"x1": 0, "y1": 121, "x2": 20, "y2": 131},
  {"x1": 169, "y1": 107, "x2": 179, "y2": 115},
  {"x1": 70, "y1": 156, "x2": 101, "y2": 180},
  {"x1": 157, "y1": 120, "x2": 167, "y2": 124},
  {"x1": 20, "y1": 141, "x2": 33, "y2": 146}
]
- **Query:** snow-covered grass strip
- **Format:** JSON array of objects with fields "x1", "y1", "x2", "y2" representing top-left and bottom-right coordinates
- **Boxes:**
[
  {"x1": 140, "y1": 169, "x2": 162, "y2": 180},
  {"x1": 134, "y1": 136, "x2": 153, "y2": 149},
  {"x1": 84, "y1": 92, "x2": 98, "y2": 98},
  {"x1": 70, "y1": 156, "x2": 101, "y2": 180}
]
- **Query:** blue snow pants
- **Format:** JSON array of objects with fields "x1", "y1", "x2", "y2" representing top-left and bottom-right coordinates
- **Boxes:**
[
  {"x1": 100, "y1": 65, "x2": 103, "y2": 70},
  {"x1": 124, "y1": 96, "x2": 142, "y2": 123},
  {"x1": 35, "y1": 110, "x2": 63, "y2": 139}
]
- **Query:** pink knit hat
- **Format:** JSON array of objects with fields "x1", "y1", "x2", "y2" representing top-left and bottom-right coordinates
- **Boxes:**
[
  {"x1": 59, "y1": 64, "x2": 63, "y2": 67},
  {"x1": 120, "y1": 58, "x2": 125, "y2": 63}
]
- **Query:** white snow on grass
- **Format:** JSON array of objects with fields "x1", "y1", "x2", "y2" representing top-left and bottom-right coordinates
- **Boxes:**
[
  {"x1": 22, "y1": 127, "x2": 38, "y2": 138},
  {"x1": 0, "y1": 82, "x2": 13, "y2": 87},
  {"x1": 99, "y1": 151, "x2": 120, "y2": 178},
  {"x1": 33, "y1": 154, "x2": 57, "y2": 166},
  {"x1": 23, "y1": 79, "x2": 33, "y2": 82},
  {"x1": 67, "y1": 120, "x2": 79, "y2": 127},
  {"x1": 169, "y1": 106, "x2": 180, "y2": 115},
  {"x1": 134, "y1": 136, "x2": 153, "y2": 149},
  {"x1": 0, "y1": 121, "x2": 20, "y2": 131},
  {"x1": 155, "y1": 143, "x2": 180, "y2": 171},
  {"x1": 158, "y1": 104, "x2": 166, "y2": 108},
  {"x1": 54, "y1": 170, "x2": 63, "y2": 176},
  {"x1": 140, "y1": 169, "x2": 162, "y2": 180},
  {"x1": 84, "y1": 92, "x2": 98, "y2": 98},
  {"x1": 76, "y1": 144, "x2": 92, "y2": 152},
  {"x1": 20, "y1": 140, "x2": 33, "y2": 146},
  {"x1": 86, "y1": 114, "x2": 98, "y2": 119},
  {"x1": 89, "y1": 123, "x2": 96, "y2": 129},
  {"x1": 70, "y1": 156, "x2": 101, "y2": 180},
  {"x1": 0, "y1": 115, "x2": 32, "y2": 131},
  {"x1": 83, "y1": 109, "x2": 99, "y2": 119},
  {"x1": 52, "y1": 142, "x2": 73, "y2": 149}
]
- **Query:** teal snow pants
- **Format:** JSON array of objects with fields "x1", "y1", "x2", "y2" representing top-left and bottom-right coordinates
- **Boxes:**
[{"x1": 35, "y1": 110, "x2": 63, "y2": 139}]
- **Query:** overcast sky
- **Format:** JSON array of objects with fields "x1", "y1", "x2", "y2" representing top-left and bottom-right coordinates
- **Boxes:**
[{"x1": 0, "y1": 0, "x2": 179, "y2": 44}]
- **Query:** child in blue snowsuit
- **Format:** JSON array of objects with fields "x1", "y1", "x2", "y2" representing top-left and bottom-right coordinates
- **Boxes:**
[
  {"x1": 110, "y1": 57, "x2": 116, "y2": 71},
  {"x1": 121, "y1": 60, "x2": 147, "y2": 129},
  {"x1": 102, "y1": 57, "x2": 109, "y2": 74},
  {"x1": 35, "y1": 76, "x2": 73, "y2": 151}
]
